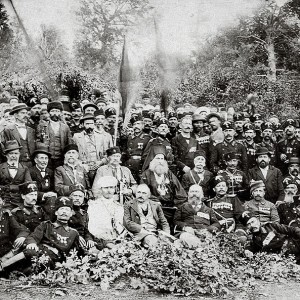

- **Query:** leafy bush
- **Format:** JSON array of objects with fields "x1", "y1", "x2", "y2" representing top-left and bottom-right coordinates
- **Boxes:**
[{"x1": 28, "y1": 233, "x2": 300, "y2": 297}]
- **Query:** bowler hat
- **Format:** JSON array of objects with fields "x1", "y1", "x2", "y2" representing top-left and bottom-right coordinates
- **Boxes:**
[
  {"x1": 83, "y1": 102, "x2": 98, "y2": 112},
  {"x1": 255, "y1": 147, "x2": 271, "y2": 157},
  {"x1": 206, "y1": 113, "x2": 221, "y2": 122},
  {"x1": 32, "y1": 145, "x2": 51, "y2": 158},
  {"x1": 4, "y1": 140, "x2": 22, "y2": 153},
  {"x1": 80, "y1": 113, "x2": 95, "y2": 124}
]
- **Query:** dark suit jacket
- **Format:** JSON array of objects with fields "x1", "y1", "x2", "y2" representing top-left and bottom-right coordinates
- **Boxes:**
[
  {"x1": 36, "y1": 121, "x2": 73, "y2": 155},
  {"x1": 171, "y1": 133, "x2": 200, "y2": 171},
  {"x1": 123, "y1": 199, "x2": 170, "y2": 238},
  {"x1": 29, "y1": 166, "x2": 54, "y2": 201},
  {"x1": 1, "y1": 124, "x2": 36, "y2": 156},
  {"x1": 248, "y1": 165, "x2": 285, "y2": 203},
  {"x1": 0, "y1": 162, "x2": 32, "y2": 208}
]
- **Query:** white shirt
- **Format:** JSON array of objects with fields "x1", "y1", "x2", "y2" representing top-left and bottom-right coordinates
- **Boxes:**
[
  {"x1": 259, "y1": 166, "x2": 269, "y2": 179},
  {"x1": 50, "y1": 120, "x2": 60, "y2": 135},
  {"x1": 15, "y1": 123, "x2": 27, "y2": 140},
  {"x1": 87, "y1": 196, "x2": 124, "y2": 240}
]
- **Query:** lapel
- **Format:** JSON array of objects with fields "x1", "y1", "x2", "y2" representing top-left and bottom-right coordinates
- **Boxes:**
[
  {"x1": 48, "y1": 123, "x2": 55, "y2": 139},
  {"x1": 178, "y1": 134, "x2": 189, "y2": 148},
  {"x1": 63, "y1": 165, "x2": 75, "y2": 184},
  {"x1": 10, "y1": 126, "x2": 21, "y2": 144},
  {"x1": 265, "y1": 166, "x2": 274, "y2": 182},
  {"x1": 12, "y1": 163, "x2": 25, "y2": 182},
  {"x1": 254, "y1": 166, "x2": 266, "y2": 182},
  {"x1": 149, "y1": 201, "x2": 159, "y2": 223}
]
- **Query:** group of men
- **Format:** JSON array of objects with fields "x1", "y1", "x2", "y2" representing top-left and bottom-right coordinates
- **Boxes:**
[{"x1": 1, "y1": 91, "x2": 300, "y2": 276}]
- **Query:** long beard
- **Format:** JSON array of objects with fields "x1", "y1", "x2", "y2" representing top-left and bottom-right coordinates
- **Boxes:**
[{"x1": 149, "y1": 159, "x2": 169, "y2": 175}]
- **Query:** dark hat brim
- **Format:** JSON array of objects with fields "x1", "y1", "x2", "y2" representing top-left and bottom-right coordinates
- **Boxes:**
[
  {"x1": 9, "y1": 106, "x2": 29, "y2": 115},
  {"x1": 32, "y1": 149, "x2": 52, "y2": 158},
  {"x1": 4, "y1": 145, "x2": 22, "y2": 153}
]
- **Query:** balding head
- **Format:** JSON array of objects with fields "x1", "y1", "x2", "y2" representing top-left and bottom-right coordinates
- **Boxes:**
[{"x1": 136, "y1": 184, "x2": 151, "y2": 203}]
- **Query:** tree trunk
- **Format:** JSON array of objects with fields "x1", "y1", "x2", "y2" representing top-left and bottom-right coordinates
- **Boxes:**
[{"x1": 266, "y1": 32, "x2": 276, "y2": 82}]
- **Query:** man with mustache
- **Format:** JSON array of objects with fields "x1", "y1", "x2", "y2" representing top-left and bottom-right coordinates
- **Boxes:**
[
  {"x1": 69, "y1": 103, "x2": 83, "y2": 136},
  {"x1": 166, "y1": 112, "x2": 178, "y2": 140},
  {"x1": 171, "y1": 116, "x2": 201, "y2": 180},
  {"x1": 244, "y1": 180, "x2": 279, "y2": 225},
  {"x1": 207, "y1": 176, "x2": 245, "y2": 233},
  {"x1": 181, "y1": 151, "x2": 213, "y2": 197},
  {"x1": 1, "y1": 103, "x2": 36, "y2": 167},
  {"x1": 243, "y1": 214, "x2": 300, "y2": 263},
  {"x1": 124, "y1": 184, "x2": 170, "y2": 248},
  {"x1": 125, "y1": 114, "x2": 151, "y2": 183},
  {"x1": 206, "y1": 113, "x2": 224, "y2": 145},
  {"x1": 73, "y1": 113, "x2": 111, "y2": 181},
  {"x1": 141, "y1": 149, "x2": 187, "y2": 230},
  {"x1": 92, "y1": 146, "x2": 137, "y2": 201},
  {"x1": 233, "y1": 113, "x2": 245, "y2": 141},
  {"x1": 210, "y1": 121, "x2": 248, "y2": 174},
  {"x1": 142, "y1": 118, "x2": 174, "y2": 172},
  {"x1": 277, "y1": 119, "x2": 300, "y2": 175},
  {"x1": 250, "y1": 113, "x2": 263, "y2": 144},
  {"x1": 174, "y1": 184, "x2": 220, "y2": 248},
  {"x1": 36, "y1": 101, "x2": 73, "y2": 169},
  {"x1": 29, "y1": 146, "x2": 56, "y2": 221},
  {"x1": 0, "y1": 140, "x2": 32, "y2": 210},
  {"x1": 284, "y1": 157, "x2": 300, "y2": 190},
  {"x1": 257, "y1": 121, "x2": 278, "y2": 166},
  {"x1": 54, "y1": 144, "x2": 90, "y2": 196},
  {"x1": 248, "y1": 147, "x2": 285, "y2": 204},
  {"x1": 241, "y1": 123, "x2": 258, "y2": 169}
]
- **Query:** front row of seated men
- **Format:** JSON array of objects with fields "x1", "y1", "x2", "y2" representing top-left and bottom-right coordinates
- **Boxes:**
[{"x1": 1, "y1": 174, "x2": 300, "y2": 274}]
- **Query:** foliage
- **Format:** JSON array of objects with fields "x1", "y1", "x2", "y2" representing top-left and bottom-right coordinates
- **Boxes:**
[{"x1": 27, "y1": 233, "x2": 300, "y2": 297}]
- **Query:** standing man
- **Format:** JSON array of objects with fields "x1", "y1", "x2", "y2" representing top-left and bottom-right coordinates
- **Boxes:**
[
  {"x1": 1, "y1": 103, "x2": 36, "y2": 167},
  {"x1": 36, "y1": 101, "x2": 73, "y2": 169},
  {"x1": 125, "y1": 115, "x2": 151, "y2": 183},
  {"x1": 210, "y1": 121, "x2": 248, "y2": 174},
  {"x1": 242, "y1": 123, "x2": 258, "y2": 169},
  {"x1": 248, "y1": 147, "x2": 285, "y2": 204},
  {"x1": 206, "y1": 113, "x2": 224, "y2": 145}
]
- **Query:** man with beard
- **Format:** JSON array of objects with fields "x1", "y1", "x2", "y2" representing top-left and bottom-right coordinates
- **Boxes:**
[
  {"x1": 94, "y1": 109, "x2": 114, "y2": 147},
  {"x1": 0, "y1": 140, "x2": 32, "y2": 210},
  {"x1": 174, "y1": 184, "x2": 220, "y2": 248},
  {"x1": 27, "y1": 100, "x2": 41, "y2": 130},
  {"x1": 182, "y1": 151, "x2": 213, "y2": 197},
  {"x1": 277, "y1": 178, "x2": 300, "y2": 225},
  {"x1": 125, "y1": 114, "x2": 151, "y2": 183},
  {"x1": 82, "y1": 102, "x2": 98, "y2": 115},
  {"x1": 210, "y1": 121, "x2": 248, "y2": 174},
  {"x1": 274, "y1": 123, "x2": 284, "y2": 142},
  {"x1": 105, "y1": 108, "x2": 117, "y2": 138},
  {"x1": 88, "y1": 176, "x2": 124, "y2": 243},
  {"x1": 233, "y1": 113, "x2": 245, "y2": 141},
  {"x1": 248, "y1": 147, "x2": 285, "y2": 204},
  {"x1": 141, "y1": 151, "x2": 187, "y2": 230},
  {"x1": 142, "y1": 110, "x2": 154, "y2": 136},
  {"x1": 1, "y1": 104, "x2": 36, "y2": 167},
  {"x1": 244, "y1": 180, "x2": 279, "y2": 224},
  {"x1": 29, "y1": 146, "x2": 56, "y2": 221},
  {"x1": 142, "y1": 118, "x2": 174, "y2": 172},
  {"x1": 277, "y1": 119, "x2": 300, "y2": 175},
  {"x1": 283, "y1": 157, "x2": 300, "y2": 190},
  {"x1": 92, "y1": 146, "x2": 137, "y2": 201},
  {"x1": 171, "y1": 116, "x2": 200, "y2": 180},
  {"x1": 69, "y1": 104, "x2": 83, "y2": 136},
  {"x1": 207, "y1": 176, "x2": 245, "y2": 233},
  {"x1": 124, "y1": 184, "x2": 170, "y2": 248},
  {"x1": 191, "y1": 114, "x2": 210, "y2": 158},
  {"x1": 11, "y1": 181, "x2": 46, "y2": 232},
  {"x1": 166, "y1": 112, "x2": 178, "y2": 140},
  {"x1": 243, "y1": 214, "x2": 300, "y2": 263},
  {"x1": 54, "y1": 144, "x2": 90, "y2": 196},
  {"x1": 218, "y1": 152, "x2": 249, "y2": 201},
  {"x1": 242, "y1": 123, "x2": 258, "y2": 169},
  {"x1": 73, "y1": 114, "x2": 110, "y2": 181},
  {"x1": 206, "y1": 113, "x2": 224, "y2": 145},
  {"x1": 36, "y1": 101, "x2": 73, "y2": 169},
  {"x1": 257, "y1": 122, "x2": 278, "y2": 166}
]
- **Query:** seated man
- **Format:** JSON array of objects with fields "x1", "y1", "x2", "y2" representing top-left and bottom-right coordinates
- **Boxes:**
[
  {"x1": 12, "y1": 181, "x2": 46, "y2": 232},
  {"x1": 92, "y1": 146, "x2": 137, "y2": 202},
  {"x1": 68, "y1": 184, "x2": 112, "y2": 251},
  {"x1": 124, "y1": 184, "x2": 170, "y2": 248},
  {"x1": 0, "y1": 195, "x2": 29, "y2": 270},
  {"x1": 207, "y1": 176, "x2": 245, "y2": 233},
  {"x1": 141, "y1": 149, "x2": 187, "y2": 230},
  {"x1": 277, "y1": 178, "x2": 300, "y2": 225},
  {"x1": 0, "y1": 140, "x2": 32, "y2": 209},
  {"x1": 1, "y1": 197, "x2": 82, "y2": 271},
  {"x1": 88, "y1": 176, "x2": 124, "y2": 242},
  {"x1": 244, "y1": 180, "x2": 280, "y2": 225},
  {"x1": 181, "y1": 151, "x2": 213, "y2": 197},
  {"x1": 174, "y1": 185, "x2": 220, "y2": 248},
  {"x1": 244, "y1": 214, "x2": 300, "y2": 263},
  {"x1": 54, "y1": 144, "x2": 91, "y2": 196}
]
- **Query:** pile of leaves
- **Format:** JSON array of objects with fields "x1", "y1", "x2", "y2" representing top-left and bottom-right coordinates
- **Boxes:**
[{"x1": 27, "y1": 233, "x2": 300, "y2": 297}]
